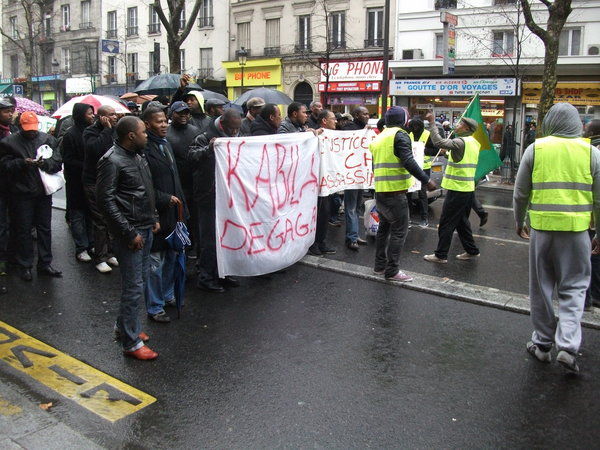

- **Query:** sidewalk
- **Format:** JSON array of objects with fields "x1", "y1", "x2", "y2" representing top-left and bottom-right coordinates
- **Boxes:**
[
  {"x1": 479, "y1": 174, "x2": 514, "y2": 192},
  {"x1": 0, "y1": 381, "x2": 102, "y2": 449}
]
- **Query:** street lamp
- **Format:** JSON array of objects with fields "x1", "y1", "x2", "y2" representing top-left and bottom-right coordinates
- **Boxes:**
[
  {"x1": 238, "y1": 46, "x2": 248, "y2": 96},
  {"x1": 51, "y1": 58, "x2": 60, "y2": 110}
]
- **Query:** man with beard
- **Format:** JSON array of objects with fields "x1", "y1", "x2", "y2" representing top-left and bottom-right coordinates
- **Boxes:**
[{"x1": 250, "y1": 103, "x2": 282, "y2": 136}]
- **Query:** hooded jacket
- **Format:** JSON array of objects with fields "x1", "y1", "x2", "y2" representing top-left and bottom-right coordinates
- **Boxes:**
[
  {"x1": 0, "y1": 131, "x2": 61, "y2": 197},
  {"x1": 250, "y1": 114, "x2": 278, "y2": 136},
  {"x1": 82, "y1": 120, "x2": 115, "y2": 186},
  {"x1": 185, "y1": 91, "x2": 212, "y2": 132},
  {"x1": 278, "y1": 117, "x2": 306, "y2": 134},
  {"x1": 166, "y1": 121, "x2": 200, "y2": 194},
  {"x1": 61, "y1": 103, "x2": 94, "y2": 209}
]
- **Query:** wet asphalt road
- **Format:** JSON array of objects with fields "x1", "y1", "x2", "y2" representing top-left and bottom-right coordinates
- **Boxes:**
[{"x1": 2, "y1": 190, "x2": 600, "y2": 448}]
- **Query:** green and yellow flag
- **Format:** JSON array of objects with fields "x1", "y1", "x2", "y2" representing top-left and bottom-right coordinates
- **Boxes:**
[{"x1": 455, "y1": 94, "x2": 502, "y2": 181}]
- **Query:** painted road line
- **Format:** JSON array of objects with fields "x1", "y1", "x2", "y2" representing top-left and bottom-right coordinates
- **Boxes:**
[
  {"x1": 300, "y1": 255, "x2": 600, "y2": 330},
  {"x1": 481, "y1": 204, "x2": 513, "y2": 212},
  {"x1": 0, "y1": 321, "x2": 156, "y2": 422}
]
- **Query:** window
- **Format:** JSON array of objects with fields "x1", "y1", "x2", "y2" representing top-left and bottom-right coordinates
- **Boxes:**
[
  {"x1": 61, "y1": 47, "x2": 71, "y2": 72},
  {"x1": 237, "y1": 22, "x2": 250, "y2": 51},
  {"x1": 435, "y1": 0, "x2": 457, "y2": 9},
  {"x1": 127, "y1": 7, "x2": 138, "y2": 36},
  {"x1": 199, "y1": 0, "x2": 213, "y2": 28},
  {"x1": 43, "y1": 14, "x2": 52, "y2": 38},
  {"x1": 559, "y1": 28, "x2": 581, "y2": 56},
  {"x1": 329, "y1": 12, "x2": 345, "y2": 48},
  {"x1": 80, "y1": 1, "x2": 91, "y2": 28},
  {"x1": 127, "y1": 52, "x2": 138, "y2": 74},
  {"x1": 148, "y1": 6, "x2": 160, "y2": 34},
  {"x1": 492, "y1": 30, "x2": 514, "y2": 56},
  {"x1": 366, "y1": 8, "x2": 383, "y2": 47},
  {"x1": 298, "y1": 15, "x2": 311, "y2": 51},
  {"x1": 179, "y1": 4, "x2": 186, "y2": 29},
  {"x1": 180, "y1": 49, "x2": 186, "y2": 72},
  {"x1": 435, "y1": 33, "x2": 444, "y2": 58},
  {"x1": 10, "y1": 55, "x2": 18, "y2": 78},
  {"x1": 107, "y1": 11, "x2": 117, "y2": 38},
  {"x1": 199, "y1": 48, "x2": 213, "y2": 78},
  {"x1": 61, "y1": 4, "x2": 70, "y2": 30},
  {"x1": 10, "y1": 16, "x2": 17, "y2": 39},
  {"x1": 149, "y1": 51, "x2": 157, "y2": 76},
  {"x1": 494, "y1": 0, "x2": 516, "y2": 4},
  {"x1": 265, "y1": 18, "x2": 280, "y2": 55},
  {"x1": 107, "y1": 55, "x2": 117, "y2": 83}
]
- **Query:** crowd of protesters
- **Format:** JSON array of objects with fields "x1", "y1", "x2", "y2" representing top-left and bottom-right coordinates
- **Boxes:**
[{"x1": 1, "y1": 78, "x2": 599, "y2": 372}]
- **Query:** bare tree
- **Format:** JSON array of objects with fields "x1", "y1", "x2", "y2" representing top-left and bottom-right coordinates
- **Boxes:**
[
  {"x1": 0, "y1": 0, "x2": 49, "y2": 96},
  {"x1": 153, "y1": 0, "x2": 204, "y2": 74},
  {"x1": 520, "y1": 0, "x2": 573, "y2": 127}
]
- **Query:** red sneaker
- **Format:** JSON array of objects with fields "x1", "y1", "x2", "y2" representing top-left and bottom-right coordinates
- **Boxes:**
[
  {"x1": 124, "y1": 345, "x2": 158, "y2": 360},
  {"x1": 139, "y1": 332, "x2": 150, "y2": 342}
]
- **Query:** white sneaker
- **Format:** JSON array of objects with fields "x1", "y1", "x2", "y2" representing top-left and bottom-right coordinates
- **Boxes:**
[
  {"x1": 424, "y1": 254, "x2": 448, "y2": 264},
  {"x1": 557, "y1": 350, "x2": 579, "y2": 373},
  {"x1": 107, "y1": 257, "x2": 119, "y2": 267},
  {"x1": 95, "y1": 262, "x2": 112, "y2": 273},
  {"x1": 456, "y1": 252, "x2": 480, "y2": 260},
  {"x1": 76, "y1": 250, "x2": 92, "y2": 262},
  {"x1": 526, "y1": 341, "x2": 551, "y2": 363}
]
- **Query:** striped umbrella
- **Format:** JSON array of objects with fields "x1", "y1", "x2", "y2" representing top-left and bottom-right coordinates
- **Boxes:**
[{"x1": 51, "y1": 94, "x2": 130, "y2": 118}]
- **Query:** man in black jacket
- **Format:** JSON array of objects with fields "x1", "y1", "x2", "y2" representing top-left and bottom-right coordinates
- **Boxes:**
[
  {"x1": 0, "y1": 112, "x2": 63, "y2": 281},
  {"x1": 82, "y1": 105, "x2": 118, "y2": 273},
  {"x1": 278, "y1": 102, "x2": 308, "y2": 134},
  {"x1": 143, "y1": 106, "x2": 186, "y2": 323},
  {"x1": 342, "y1": 107, "x2": 370, "y2": 131},
  {"x1": 61, "y1": 102, "x2": 95, "y2": 262},
  {"x1": 0, "y1": 100, "x2": 17, "y2": 293},
  {"x1": 96, "y1": 116, "x2": 160, "y2": 360},
  {"x1": 250, "y1": 103, "x2": 282, "y2": 136},
  {"x1": 189, "y1": 109, "x2": 241, "y2": 293},
  {"x1": 240, "y1": 97, "x2": 265, "y2": 136},
  {"x1": 306, "y1": 101, "x2": 323, "y2": 130}
]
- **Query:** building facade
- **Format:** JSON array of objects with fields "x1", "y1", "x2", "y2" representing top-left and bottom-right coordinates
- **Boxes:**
[{"x1": 390, "y1": 0, "x2": 600, "y2": 149}]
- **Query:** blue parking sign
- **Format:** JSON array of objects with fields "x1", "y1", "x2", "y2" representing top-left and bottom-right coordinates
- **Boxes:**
[{"x1": 12, "y1": 85, "x2": 23, "y2": 96}]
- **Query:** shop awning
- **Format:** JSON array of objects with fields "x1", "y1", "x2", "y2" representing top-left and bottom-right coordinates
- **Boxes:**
[
  {"x1": 0, "y1": 84, "x2": 13, "y2": 95},
  {"x1": 522, "y1": 81, "x2": 600, "y2": 105}
]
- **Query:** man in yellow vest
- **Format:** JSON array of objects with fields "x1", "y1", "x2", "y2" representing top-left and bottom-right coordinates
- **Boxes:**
[
  {"x1": 408, "y1": 117, "x2": 438, "y2": 227},
  {"x1": 423, "y1": 113, "x2": 481, "y2": 264},
  {"x1": 371, "y1": 107, "x2": 436, "y2": 281},
  {"x1": 514, "y1": 103, "x2": 600, "y2": 374}
]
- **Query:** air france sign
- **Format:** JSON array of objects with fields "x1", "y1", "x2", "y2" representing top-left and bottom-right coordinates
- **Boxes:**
[{"x1": 389, "y1": 78, "x2": 517, "y2": 97}]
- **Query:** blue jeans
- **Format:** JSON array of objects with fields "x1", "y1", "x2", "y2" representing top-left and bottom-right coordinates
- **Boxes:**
[
  {"x1": 146, "y1": 249, "x2": 176, "y2": 315},
  {"x1": 113, "y1": 227, "x2": 153, "y2": 351},
  {"x1": 344, "y1": 189, "x2": 363, "y2": 243},
  {"x1": 69, "y1": 208, "x2": 93, "y2": 254}
]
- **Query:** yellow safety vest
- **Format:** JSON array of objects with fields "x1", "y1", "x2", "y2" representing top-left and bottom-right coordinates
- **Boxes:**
[
  {"x1": 530, "y1": 136, "x2": 593, "y2": 232},
  {"x1": 441, "y1": 136, "x2": 480, "y2": 192},
  {"x1": 370, "y1": 127, "x2": 414, "y2": 192},
  {"x1": 409, "y1": 129, "x2": 432, "y2": 169}
]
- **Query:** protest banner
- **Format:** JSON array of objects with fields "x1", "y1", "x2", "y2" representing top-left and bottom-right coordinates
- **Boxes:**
[
  {"x1": 318, "y1": 128, "x2": 377, "y2": 196},
  {"x1": 409, "y1": 141, "x2": 424, "y2": 193},
  {"x1": 214, "y1": 132, "x2": 320, "y2": 277},
  {"x1": 37, "y1": 115, "x2": 57, "y2": 133}
]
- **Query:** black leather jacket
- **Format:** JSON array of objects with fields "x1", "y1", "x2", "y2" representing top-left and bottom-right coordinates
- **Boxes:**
[{"x1": 96, "y1": 143, "x2": 158, "y2": 243}]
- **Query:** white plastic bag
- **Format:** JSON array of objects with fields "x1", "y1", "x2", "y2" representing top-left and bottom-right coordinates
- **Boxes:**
[
  {"x1": 38, "y1": 168, "x2": 65, "y2": 195},
  {"x1": 363, "y1": 198, "x2": 379, "y2": 236}
]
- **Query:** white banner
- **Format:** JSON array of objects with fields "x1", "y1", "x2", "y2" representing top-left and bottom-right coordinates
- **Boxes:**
[
  {"x1": 318, "y1": 128, "x2": 377, "y2": 196},
  {"x1": 410, "y1": 141, "x2": 424, "y2": 193},
  {"x1": 214, "y1": 133, "x2": 320, "y2": 277}
]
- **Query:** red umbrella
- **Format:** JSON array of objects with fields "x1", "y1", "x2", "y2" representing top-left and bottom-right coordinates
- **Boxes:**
[{"x1": 52, "y1": 94, "x2": 130, "y2": 118}]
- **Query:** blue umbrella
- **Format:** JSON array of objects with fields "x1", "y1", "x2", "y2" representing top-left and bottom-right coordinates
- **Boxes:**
[{"x1": 165, "y1": 203, "x2": 191, "y2": 318}]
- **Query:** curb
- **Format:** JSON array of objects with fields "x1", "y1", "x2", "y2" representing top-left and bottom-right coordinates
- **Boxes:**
[{"x1": 299, "y1": 255, "x2": 600, "y2": 330}]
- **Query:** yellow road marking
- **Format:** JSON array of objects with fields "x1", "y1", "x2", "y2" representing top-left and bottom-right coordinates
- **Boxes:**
[
  {"x1": 0, "y1": 396, "x2": 22, "y2": 416},
  {"x1": 0, "y1": 321, "x2": 156, "y2": 422}
]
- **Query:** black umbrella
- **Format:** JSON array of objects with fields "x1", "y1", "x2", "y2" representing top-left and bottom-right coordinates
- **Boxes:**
[
  {"x1": 233, "y1": 88, "x2": 293, "y2": 106},
  {"x1": 198, "y1": 90, "x2": 229, "y2": 102},
  {"x1": 133, "y1": 73, "x2": 202, "y2": 95}
]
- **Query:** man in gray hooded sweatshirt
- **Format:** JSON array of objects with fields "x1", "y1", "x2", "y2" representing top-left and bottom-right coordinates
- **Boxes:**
[{"x1": 514, "y1": 103, "x2": 600, "y2": 373}]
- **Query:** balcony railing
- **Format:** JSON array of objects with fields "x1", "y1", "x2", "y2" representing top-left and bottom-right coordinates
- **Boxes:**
[
  {"x1": 126, "y1": 26, "x2": 138, "y2": 37},
  {"x1": 295, "y1": 43, "x2": 312, "y2": 53},
  {"x1": 198, "y1": 16, "x2": 213, "y2": 28},
  {"x1": 126, "y1": 72, "x2": 138, "y2": 83},
  {"x1": 197, "y1": 68, "x2": 214, "y2": 79},
  {"x1": 364, "y1": 38, "x2": 383, "y2": 48},
  {"x1": 148, "y1": 23, "x2": 161, "y2": 34},
  {"x1": 264, "y1": 46, "x2": 280, "y2": 56},
  {"x1": 106, "y1": 29, "x2": 117, "y2": 39},
  {"x1": 79, "y1": 22, "x2": 93, "y2": 29},
  {"x1": 327, "y1": 40, "x2": 346, "y2": 50},
  {"x1": 105, "y1": 73, "x2": 117, "y2": 84},
  {"x1": 235, "y1": 48, "x2": 251, "y2": 58}
]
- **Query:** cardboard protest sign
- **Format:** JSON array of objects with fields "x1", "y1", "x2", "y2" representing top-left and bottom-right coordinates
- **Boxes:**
[
  {"x1": 409, "y1": 141, "x2": 425, "y2": 193},
  {"x1": 214, "y1": 133, "x2": 320, "y2": 277},
  {"x1": 318, "y1": 128, "x2": 377, "y2": 196}
]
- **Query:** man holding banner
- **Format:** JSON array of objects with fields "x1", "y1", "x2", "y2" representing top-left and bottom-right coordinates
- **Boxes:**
[{"x1": 371, "y1": 107, "x2": 436, "y2": 282}]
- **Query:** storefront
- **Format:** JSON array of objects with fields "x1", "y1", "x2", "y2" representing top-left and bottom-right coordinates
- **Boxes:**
[
  {"x1": 522, "y1": 81, "x2": 600, "y2": 125},
  {"x1": 319, "y1": 59, "x2": 384, "y2": 115},
  {"x1": 222, "y1": 58, "x2": 282, "y2": 101},
  {"x1": 390, "y1": 78, "x2": 518, "y2": 144}
]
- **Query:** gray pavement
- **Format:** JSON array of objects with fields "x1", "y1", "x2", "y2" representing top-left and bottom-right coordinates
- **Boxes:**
[{"x1": 1, "y1": 191, "x2": 600, "y2": 448}]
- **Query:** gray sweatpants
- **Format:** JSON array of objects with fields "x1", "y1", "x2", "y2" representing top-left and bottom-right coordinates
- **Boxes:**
[{"x1": 529, "y1": 229, "x2": 590, "y2": 353}]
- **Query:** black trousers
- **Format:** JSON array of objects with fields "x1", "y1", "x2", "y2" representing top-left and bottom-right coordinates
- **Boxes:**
[
  {"x1": 84, "y1": 184, "x2": 112, "y2": 264},
  {"x1": 314, "y1": 195, "x2": 331, "y2": 246},
  {"x1": 196, "y1": 203, "x2": 218, "y2": 284},
  {"x1": 12, "y1": 194, "x2": 53, "y2": 269},
  {"x1": 435, "y1": 190, "x2": 479, "y2": 259},
  {"x1": 472, "y1": 195, "x2": 486, "y2": 219},
  {"x1": 417, "y1": 168, "x2": 431, "y2": 220}
]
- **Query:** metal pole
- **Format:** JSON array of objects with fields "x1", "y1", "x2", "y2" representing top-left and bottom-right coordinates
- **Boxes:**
[{"x1": 380, "y1": 0, "x2": 391, "y2": 113}]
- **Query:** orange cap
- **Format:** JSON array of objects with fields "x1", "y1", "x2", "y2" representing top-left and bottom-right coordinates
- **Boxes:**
[{"x1": 20, "y1": 111, "x2": 39, "y2": 131}]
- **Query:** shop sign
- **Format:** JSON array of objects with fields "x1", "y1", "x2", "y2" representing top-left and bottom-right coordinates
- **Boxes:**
[
  {"x1": 31, "y1": 74, "x2": 61, "y2": 83},
  {"x1": 320, "y1": 61, "x2": 383, "y2": 82},
  {"x1": 522, "y1": 82, "x2": 600, "y2": 106},
  {"x1": 66, "y1": 77, "x2": 93, "y2": 94},
  {"x1": 318, "y1": 81, "x2": 381, "y2": 92},
  {"x1": 225, "y1": 66, "x2": 282, "y2": 87},
  {"x1": 389, "y1": 78, "x2": 517, "y2": 96}
]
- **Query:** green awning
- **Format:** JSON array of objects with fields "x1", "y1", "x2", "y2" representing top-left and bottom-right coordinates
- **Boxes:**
[{"x1": 0, "y1": 84, "x2": 12, "y2": 95}]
